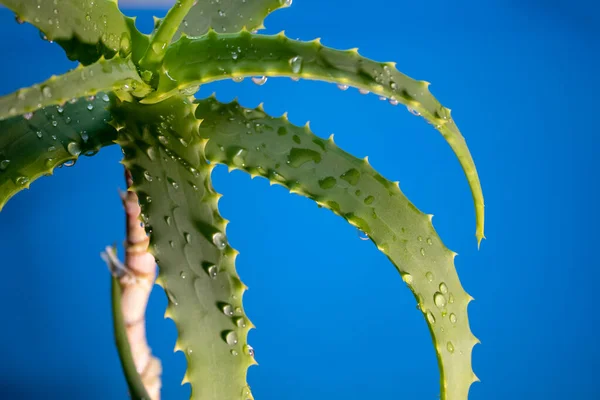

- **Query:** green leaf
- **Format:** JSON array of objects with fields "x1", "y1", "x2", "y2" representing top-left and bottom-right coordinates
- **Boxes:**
[
  {"x1": 172, "y1": 0, "x2": 291, "y2": 40},
  {"x1": 0, "y1": 93, "x2": 117, "y2": 211},
  {"x1": 0, "y1": 56, "x2": 151, "y2": 121},
  {"x1": 2, "y1": 0, "x2": 147, "y2": 65},
  {"x1": 196, "y1": 96, "x2": 480, "y2": 400},
  {"x1": 145, "y1": 31, "x2": 485, "y2": 244},
  {"x1": 139, "y1": 0, "x2": 196, "y2": 70},
  {"x1": 113, "y1": 96, "x2": 255, "y2": 400}
]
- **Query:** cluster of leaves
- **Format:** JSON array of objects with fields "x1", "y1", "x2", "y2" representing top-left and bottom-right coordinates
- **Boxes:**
[{"x1": 0, "y1": 1, "x2": 484, "y2": 399}]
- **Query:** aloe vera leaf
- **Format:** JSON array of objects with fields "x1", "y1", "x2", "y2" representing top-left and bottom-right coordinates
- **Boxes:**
[
  {"x1": 112, "y1": 96, "x2": 256, "y2": 400},
  {"x1": 0, "y1": 56, "x2": 151, "y2": 121},
  {"x1": 172, "y1": 0, "x2": 292, "y2": 41},
  {"x1": 144, "y1": 31, "x2": 485, "y2": 244},
  {"x1": 1, "y1": 0, "x2": 147, "y2": 65},
  {"x1": 138, "y1": 0, "x2": 195, "y2": 71},
  {"x1": 0, "y1": 93, "x2": 117, "y2": 211},
  {"x1": 196, "y1": 96, "x2": 479, "y2": 400},
  {"x1": 110, "y1": 273, "x2": 151, "y2": 400}
]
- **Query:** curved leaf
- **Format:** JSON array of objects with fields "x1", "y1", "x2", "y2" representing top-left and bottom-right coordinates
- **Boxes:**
[
  {"x1": 196, "y1": 96, "x2": 479, "y2": 400},
  {"x1": 0, "y1": 56, "x2": 151, "y2": 121},
  {"x1": 172, "y1": 0, "x2": 291, "y2": 40},
  {"x1": 1, "y1": 0, "x2": 147, "y2": 65},
  {"x1": 0, "y1": 93, "x2": 117, "y2": 211},
  {"x1": 145, "y1": 31, "x2": 485, "y2": 244},
  {"x1": 139, "y1": 0, "x2": 196, "y2": 70},
  {"x1": 112, "y1": 96, "x2": 256, "y2": 400}
]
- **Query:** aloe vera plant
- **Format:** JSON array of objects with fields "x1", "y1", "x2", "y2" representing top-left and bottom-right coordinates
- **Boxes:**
[{"x1": 0, "y1": 1, "x2": 485, "y2": 399}]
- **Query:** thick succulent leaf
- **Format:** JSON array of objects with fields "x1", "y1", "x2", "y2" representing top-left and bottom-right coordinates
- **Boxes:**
[
  {"x1": 0, "y1": 56, "x2": 151, "y2": 121},
  {"x1": 172, "y1": 0, "x2": 292, "y2": 40},
  {"x1": 0, "y1": 93, "x2": 117, "y2": 211},
  {"x1": 145, "y1": 31, "x2": 485, "y2": 244},
  {"x1": 2, "y1": 0, "x2": 147, "y2": 65},
  {"x1": 111, "y1": 274, "x2": 151, "y2": 400},
  {"x1": 139, "y1": 0, "x2": 196, "y2": 70},
  {"x1": 196, "y1": 96, "x2": 479, "y2": 400},
  {"x1": 112, "y1": 96, "x2": 256, "y2": 400}
]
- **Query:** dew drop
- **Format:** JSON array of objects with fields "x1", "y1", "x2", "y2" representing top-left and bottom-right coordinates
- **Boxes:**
[
  {"x1": 180, "y1": 85, "x2": 200, "y2": 96},
  {"x1": 357, "y1": 229, "x2": 369, "y2": 241},
  {"x1": 251, "y1": 76, "x2": 267, "y2": 86},
  {"x1": 434, "y1": 292, "x2": 447, "y2": 308},
  {"x1": 388, "y1": 98, "x2": 399, "y2": 106},
  {"x1": 225, "y1": 331, "x2": 238, "y2": 346},
  {"x1": 407, "y1": 106, "x2": 421, "y2": 116},
  {"x1": 35, "y1": 130, "x2": 43, "y2": 139},
  {"x1": 233, "y1": 76, "x2": 244, "y2": 83},
  {"x1": 67, "y1": 142, "x2": 81, "y2": 156},
  {"x1": 24, "y1": 112, "x2": 33, "y2": 120},
  {"x1": 87, "y1": 103, "x2": 94, "y2": 111},
  {"x1": 245, "y1": 344, "x2": 254, "y2": 357},
  {"x1": 0, "y1": 160, "x2": 10, "y2": 171},
  {"x1": 288, "y1": 56, "x2": 303, "y2": 74},
  {"x1": 101, "y1": 93, "x2": 110, "y2": 102},
  {"x1": 287, "y1": 147, "x2": 321, "y2": 168},
  {"x1": 236, "y1": 317, "x2": 247, "y2": 328},
  {"x1": 358, "y1": 88, "x2": 369, "y2": 95},
  {"x1": 402, "y1": 273, "x2": 413, "y2": 285},
  {"x1": 280, "y1": 0, "x2": 292, "y2": 6},
  {"x1": 318, "y1": 176, "x2": 336, "y2": 189},
  {"x1": 439, "y1": 282, "x2": 448, "y2": 294},
  {"x1": 426, "y1": 310, "x2": 436, "y2": 324},
  {"x1": 337, "y1": 84, "x2": 349, "y2": 91},
  {"x1": 427, "y1": 238, "x2": 433, "y2": 245},
  {"x1": 168, "y1": 178, "x2": 179, "y2": 189},
  {"x1": 146, "y1": 147, "x2": 156, "y2": 161},
  {"x1": 230, "y1": 349, "x2": 238, "y2": 356},
  {"x1": 213, "y1": 232, "x2": 227, "y2": 250},
  {"x1": 184, "y1": 232, "x2": 192, "y2": 243},
  {"x1": 180, "y1": 271, "x2": 187, "y2": 279},
  {"x1": 222, "y1": 304, "x2": 234, "y2": 316},
  {"x1": 448, "y1": 294, "x2": 455, "y2": 304},
  {"x1": 207, "y1": 265, "x2": 218, "y2": 279},
  {"x1": 232, "y1": 147, "x2": 248, "y2": 167},
  {"x1": 16, "y1": 176, "x2": 29, "y2": 186},
  {"x1": 166, "y1": 290, "x2": 178, "y2": 306},
  {"x1": 446, "y1": 341, "x2": 455, "y2": 353},
  {"x1": 425, "y1": 271, "x2": 434, "y2": 282},
  {"x1": 420, "y1": 248, "x2": 425, "y2": 256},
  {"x1": 449, "y1": 313, "x2": 457, "y2": 324},
  {"x1": 152, "y1": 41, "x2": 166, "y2": 54},
  {"x1": 143, "y1": 171, "x2": 153, "y2": 182}
]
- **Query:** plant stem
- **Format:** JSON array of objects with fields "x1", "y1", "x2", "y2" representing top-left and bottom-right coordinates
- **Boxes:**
[{"x1": 103, "y1": 168, "x2": 162, "y2": 400}]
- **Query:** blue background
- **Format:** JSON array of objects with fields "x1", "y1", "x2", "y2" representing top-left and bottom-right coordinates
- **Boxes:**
[{"x1": 0, "y1": 0, "x2": 598, "y2": 399}]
